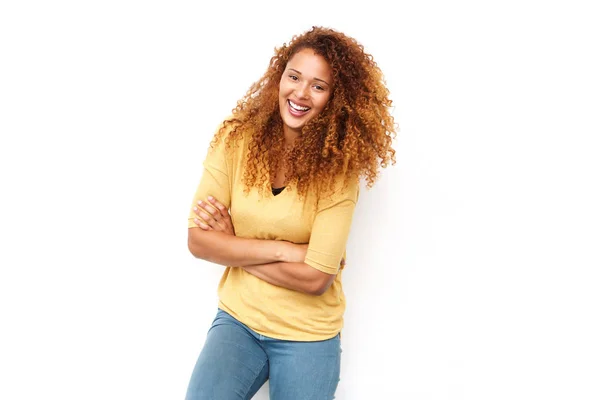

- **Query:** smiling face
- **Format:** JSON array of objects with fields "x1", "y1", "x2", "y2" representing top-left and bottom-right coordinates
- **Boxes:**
[{"x1": 278, "y1": 48, "x2": 333, "y2": 142}]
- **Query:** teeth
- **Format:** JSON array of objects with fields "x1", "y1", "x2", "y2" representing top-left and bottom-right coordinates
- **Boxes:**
[{"x1": 289, "y1": 100, "x2": 310, "y2": 111}]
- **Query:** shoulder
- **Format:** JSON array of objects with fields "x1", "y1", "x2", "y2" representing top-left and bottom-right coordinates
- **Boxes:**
[
  {"x1": 208, "y1": 117, "x2": 248, "y2": 155},
  {"x1": 316, "y1": 173, "x2": 360, "y2": 211}
]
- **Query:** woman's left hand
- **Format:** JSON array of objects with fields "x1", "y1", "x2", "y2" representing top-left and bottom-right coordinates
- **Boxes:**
[{"x1": 192, "y1": 196, "x2": 235, "y2": 235}]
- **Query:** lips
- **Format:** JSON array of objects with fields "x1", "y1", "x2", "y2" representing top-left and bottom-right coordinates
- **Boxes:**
[{"x1": 287, "y1": 100, "x2": 311, "y2": 117}]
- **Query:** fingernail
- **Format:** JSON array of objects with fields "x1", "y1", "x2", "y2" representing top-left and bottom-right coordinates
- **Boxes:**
[
  {"x1": 193, "y1": 207, "x2": 197, "y2": 211},
  {"x1": 208, "y1": 196, "x2": 214, "y2": 201}
]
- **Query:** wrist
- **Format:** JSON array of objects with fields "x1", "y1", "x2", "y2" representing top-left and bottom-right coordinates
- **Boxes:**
[{"x1": 274, "y1": 241, "x2": 292, "y2": 263}]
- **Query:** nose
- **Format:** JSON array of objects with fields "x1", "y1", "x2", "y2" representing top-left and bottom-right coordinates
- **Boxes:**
[{"x1": 295, "y1": 83, "x2": 310, "y2": 99}]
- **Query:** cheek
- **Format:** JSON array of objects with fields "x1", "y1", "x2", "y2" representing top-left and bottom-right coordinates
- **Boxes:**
[
  {"x1": 279, "y1": 80, "x2": 292, "y2": 97},
  {"x1": 278, "y1": 81, "x2": 286, "y2": 97},
  {"x1": 315, "y1": 95, "x2": 330, "y2": 112}
]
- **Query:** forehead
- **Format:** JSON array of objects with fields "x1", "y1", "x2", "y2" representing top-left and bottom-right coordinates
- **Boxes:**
[{"x1": 286, "y1": 48, "x2": 332, "y2": 82}]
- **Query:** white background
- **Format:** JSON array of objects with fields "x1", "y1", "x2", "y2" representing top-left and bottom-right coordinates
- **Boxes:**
[{"x1": 1, "y1": 0, "x2": 599, "y2": 399}]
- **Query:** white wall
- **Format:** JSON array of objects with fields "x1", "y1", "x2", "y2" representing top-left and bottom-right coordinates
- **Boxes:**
[{"x1": 1, "y1": 1, "x2": 599, "y2": 399}]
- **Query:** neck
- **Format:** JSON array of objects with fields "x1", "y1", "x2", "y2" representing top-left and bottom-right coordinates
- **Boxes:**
[{"x1": 283, "y1": 125, "x2": 300, "y2": 146}]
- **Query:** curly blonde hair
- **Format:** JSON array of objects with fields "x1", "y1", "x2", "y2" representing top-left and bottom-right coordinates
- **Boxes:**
[{"x1": 211, "y1": 26, "x2": 397, "y2": 198}]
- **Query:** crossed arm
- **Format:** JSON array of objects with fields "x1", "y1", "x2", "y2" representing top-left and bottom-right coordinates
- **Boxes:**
[{"x1": 188, "y1": 196, "x2": 337, "y2": 296}]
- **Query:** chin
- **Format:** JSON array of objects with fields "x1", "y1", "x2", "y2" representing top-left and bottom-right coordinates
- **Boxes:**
[{"x1": 283, "y1": 116, "x2": 308, "y2": 131}]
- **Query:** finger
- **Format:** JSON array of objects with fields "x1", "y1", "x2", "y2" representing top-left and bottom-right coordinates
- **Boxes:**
[
  {"x1": 192, "y1": 204, "x2": 202, "y2": 216},
  {"x1": 193, "y1": 205, "x2": 216, "y2": 226},
  {"x1": 197, "y1": 202, "x2": 220, "y2": 226},
  {"x1": 193, "y1": 218, "x2": 211, "y2": 230},
  {"x1": 207, "y1": 196, "x2": 227, "y2": 215},
  {"x1": 207, "y1": 197, "x2": 232, "y2": 231},
  {"x1": 198, "y1": 200, "x2": 220, "y2": 220}
]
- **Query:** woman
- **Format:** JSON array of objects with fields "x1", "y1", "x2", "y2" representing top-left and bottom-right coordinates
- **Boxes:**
[{"x1": 185, "y1": 26, "x2": 396, "y2": 400}]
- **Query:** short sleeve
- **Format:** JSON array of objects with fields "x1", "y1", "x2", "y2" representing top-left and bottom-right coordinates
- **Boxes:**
[
  {"x1": 187, "y1": 130, "x2": 231, "y2": 228},
  {"x1": 304, "y1": 178, "x2": 360, "y2": 274}
]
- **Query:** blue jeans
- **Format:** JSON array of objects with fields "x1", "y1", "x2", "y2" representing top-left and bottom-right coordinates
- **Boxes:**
[{"x1": 185, "y1": 309, "x2": 341, "y2": 400}]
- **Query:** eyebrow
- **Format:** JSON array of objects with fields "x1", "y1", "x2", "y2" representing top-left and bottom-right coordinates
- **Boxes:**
[{"x1": 288, "y1": 68, "x2": 331, "y2": 85}]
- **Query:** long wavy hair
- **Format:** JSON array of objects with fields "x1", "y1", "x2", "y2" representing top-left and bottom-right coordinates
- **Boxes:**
[{"x1": 211, "y1": 26, "x2": 397, "y2": 198}]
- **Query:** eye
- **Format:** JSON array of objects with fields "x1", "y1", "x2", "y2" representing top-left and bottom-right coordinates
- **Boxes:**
[
  {"x1": 289, "y1": 74, "x2": 299, "y2": 81},
  {"x1": 314, "y1": 84, "x2": 325, "y2": 91}
]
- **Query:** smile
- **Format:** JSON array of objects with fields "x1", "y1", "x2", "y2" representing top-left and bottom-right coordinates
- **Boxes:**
[{"x1": 288, "y1": 100, "x2": 311, "y2": 116}]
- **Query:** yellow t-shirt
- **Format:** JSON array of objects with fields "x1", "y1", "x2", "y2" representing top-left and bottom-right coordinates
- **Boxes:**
[{"x1": 187, "y1": 123, "x2": 359, "y2": 341}]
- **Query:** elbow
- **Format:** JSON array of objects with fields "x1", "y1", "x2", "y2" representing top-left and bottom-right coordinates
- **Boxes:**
[
  {"x1": 187, "y1": 228, "x2": 231, "y2": 266},
  {"x1": 310, "y1": 286, "x2": 328, "y2": 296},
  {"x1": 188, "y1": 235, "x2": 205, "y2": 259},
  {"x1": 309, "y1": 273, "x2": 336, "y2": 296},
  {"x1": 188, "y1": 229, "x2": 209, "y2": 260}
]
